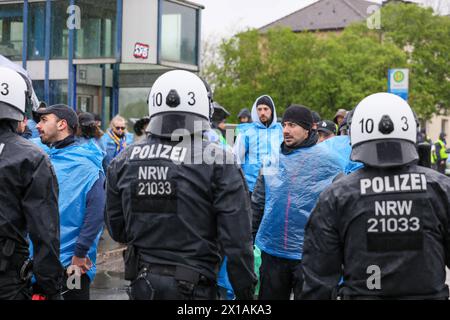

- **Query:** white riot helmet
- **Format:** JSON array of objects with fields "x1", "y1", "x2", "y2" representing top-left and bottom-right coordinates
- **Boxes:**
[
  {"x1": 147, "y1": 70, "x2": 211, "y2": 137},
  {"x1": 350, "y1": 92, "x2": 418, "y2": 167},
  {"x1": 0, "y1": 66, "x2": 28, "y2": 122}
]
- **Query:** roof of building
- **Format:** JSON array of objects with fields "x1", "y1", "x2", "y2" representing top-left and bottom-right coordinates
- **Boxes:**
[{"x1": 259, "y1": 0, "x2": 381, "y2": 32}]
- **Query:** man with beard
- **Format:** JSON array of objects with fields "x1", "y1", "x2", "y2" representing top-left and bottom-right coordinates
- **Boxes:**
[
  {"x1": 233, "y1": 95, "x2": 283, "y2": 196},
  {"x1": 34, "y1": 104, "x2": 105, "y2": 300},
  {"x1": 251, "y1": 105, "x2": 346, "y2": 299}
]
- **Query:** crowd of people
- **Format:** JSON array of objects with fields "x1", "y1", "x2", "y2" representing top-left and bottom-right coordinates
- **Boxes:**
[{"x1": 0, "y1": 63, "x2": 450, "y2": 301}]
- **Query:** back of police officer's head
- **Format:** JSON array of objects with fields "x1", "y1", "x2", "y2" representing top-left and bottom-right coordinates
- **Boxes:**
[
  {"x1": 0, "y1": 66, "x2": 29, "y2": 131},
  {"x1": 147, "y1": 70, "x2": 211, "y2": 138},
  {"x1": 350, "y1": 93, "x2": 418, "y2": 168}
]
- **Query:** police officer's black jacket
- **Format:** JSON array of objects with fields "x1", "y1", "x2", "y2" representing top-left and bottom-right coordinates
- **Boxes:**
[
  {"x1": 105, "y1": 135, "x2": 257, "y2": 295},
  {"x1": 301, "y1": 164, "x2": 450, "y2": 300},
  {"x1": 0, "y1": 122, "x2": 63, "y2": 296}
]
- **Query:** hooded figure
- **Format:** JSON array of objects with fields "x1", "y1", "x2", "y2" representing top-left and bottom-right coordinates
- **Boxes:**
[
  {"x1": 238, "y1": 108, "x2": 252, "y2": 123},
  {"x1": 233, "y1": 95, "x2": 283, "y2": 193}
]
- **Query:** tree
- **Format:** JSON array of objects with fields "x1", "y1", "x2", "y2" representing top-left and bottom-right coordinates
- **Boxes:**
[
  {"x1": 203, "y1": 27, "x2": 406, "y2": 122},
  {"x1": 378, "y1": 3, "x2": 450, "y2": 119},
  {"x1": 203, "y1": 3, "x2": 449, "y2": 122}
]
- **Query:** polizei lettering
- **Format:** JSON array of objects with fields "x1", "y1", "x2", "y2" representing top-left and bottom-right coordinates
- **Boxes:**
[
  {"x1": 130, "y1": 144, "x2": 187, "y2": 162},
  {"x1": 360, "y1": 173, "x2": 427, "y2": 195}
]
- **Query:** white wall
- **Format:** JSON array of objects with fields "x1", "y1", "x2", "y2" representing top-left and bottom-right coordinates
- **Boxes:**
[
  {"x1": 426, "y1": 114, "x2": 450, "y2": 142},
  {"x1": 122, "y1": 0, "x2": 158, "y2": 64}
]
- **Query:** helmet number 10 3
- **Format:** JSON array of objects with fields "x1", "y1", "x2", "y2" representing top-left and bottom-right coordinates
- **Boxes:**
[{"x1": 0, "y1": 83, "x2": 9, "y2": 96}]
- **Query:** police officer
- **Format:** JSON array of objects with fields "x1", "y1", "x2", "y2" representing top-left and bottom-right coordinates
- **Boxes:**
[
  {"x1": 105, "y1": 70, "x2": 256, "y2": 300},
  {"x1": 434, "y1": 132, "x2": 448, "y2": 174},
  {"x1": 301, "y1": 92, "x2": 450, "y2": 300},
  {"x1": 0, "y1": 66, "x2": 63, "y2": 300}
]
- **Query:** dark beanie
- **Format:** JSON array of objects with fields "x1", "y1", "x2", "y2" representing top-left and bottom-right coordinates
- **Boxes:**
[
  {"x1": 282, "y1": 105, "x2": 313, "y2": 130},
  {"x1": 256, "y1": 96, "x2": 274, "y2": 113}
]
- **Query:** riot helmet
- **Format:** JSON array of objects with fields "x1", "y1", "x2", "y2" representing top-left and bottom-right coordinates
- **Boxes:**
[
  {"x1": 147, "y1": 70, "x2": 212, "y2": 138},
  {"x1": 350, "y1": 92, "x2": 418, "y2": 168},
  {"x1": 0, "y1": 66, "x2": 29, "y2": 122}
]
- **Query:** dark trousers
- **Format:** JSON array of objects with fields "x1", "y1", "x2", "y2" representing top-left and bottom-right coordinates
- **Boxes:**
[
  {"x1": 0, "y1": 273, "x2": 31, "y2": 300},
  {"x1": 258, "y1": 251, "x2": 304, "y2": 300},
  {"x1": 62, "y1": 273, "x2": 91, "y2": 300},
  {"x1": 129, "y1": 273, "x2": 217, "y2": 300},
  {"x1": 437, "y1": 160, "x2": 446, "y2": 174}
]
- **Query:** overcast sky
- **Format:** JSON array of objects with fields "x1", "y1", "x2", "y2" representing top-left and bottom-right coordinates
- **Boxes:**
[{"x1": 197, "y1": 0, "x2": 449, "y2": 40}]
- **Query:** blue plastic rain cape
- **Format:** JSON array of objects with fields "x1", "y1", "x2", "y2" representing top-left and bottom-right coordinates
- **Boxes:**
[
  {"x1": 235, "y1": 122, "x2": 252, "y2": 136},
  {"x1": 255, "y1": 142, "x2": 347, "y2": 260},
  {"x1": 320, "y1": 135, "x2": 364, "y2": 174},
  {"x1": 32, "y1": 138, "x2": 104, "y2": 281},
  {"x1": 233, "y1": 95, "x2": 283, "y2": 192}
]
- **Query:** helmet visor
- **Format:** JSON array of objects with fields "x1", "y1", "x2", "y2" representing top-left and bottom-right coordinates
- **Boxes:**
[
  {"x1": 0, "y1": 101, "x2": 24, "y2": 121},
  {"x1": 351, "y1": 139, "x2": 418, "y2": 168},
  {"x1": 147, "y1": 112, "x2": 211, "y2": 138}
]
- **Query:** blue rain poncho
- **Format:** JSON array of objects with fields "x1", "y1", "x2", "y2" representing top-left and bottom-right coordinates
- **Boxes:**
[
  {"x1": 320, "y1": 135, "x2": 364, "y2": 174},
  {"x1": 233, "y1": 96, "x2": 283, "y2": 192},
  {"x1": 32, "y1": 138, "x2": 104, "y2": 281},
  {"x1": 255, "y1": 142, "x2": 347, "y2": 260}
]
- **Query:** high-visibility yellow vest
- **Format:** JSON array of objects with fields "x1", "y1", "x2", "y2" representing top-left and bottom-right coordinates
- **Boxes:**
[
  {"x1": 431, "y1": 144, "x2": 437, "y2": 164},
  {"x1": 436, "y1": 139, "x2": 448, "y2": 161}
]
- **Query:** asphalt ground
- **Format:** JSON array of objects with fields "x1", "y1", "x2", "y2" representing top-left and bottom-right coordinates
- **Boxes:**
[{"x1": 91, "y1": 230, "x2": 450, "y2": 300}]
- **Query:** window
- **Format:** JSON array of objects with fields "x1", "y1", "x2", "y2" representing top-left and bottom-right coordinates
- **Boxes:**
[
  {"x1": 0, "y1": 4, "x2": 23, "y2": 60},
  {"x1": 441, "y1": 119, "x2": 448, "y2": 136},
  {"x1": 119, "y1": 87, "x2": 149, "y2": 130},
  {"x1": 33, "y1": 80, "x2": 68, "y2": 106},
  {"x1": 74, "y1": 0, "x2": 116, "y2": 59},
  {"x1": 28, "y1": 2, "x2": 46, "y2": 59},
  {"x1": 160, "y1": 1, "x2": 199, "y2": 66},
  {"x1": 50, "y1": 0, "x2": 116, "y2": 59}
]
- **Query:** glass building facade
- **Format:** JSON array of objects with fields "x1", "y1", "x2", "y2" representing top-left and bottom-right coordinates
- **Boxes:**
[{"x1": 0, "y1": 0, "x2": 202, "y2": 127}]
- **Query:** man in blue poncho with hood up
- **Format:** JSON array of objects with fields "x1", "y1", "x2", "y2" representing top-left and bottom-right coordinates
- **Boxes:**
[
  {"x1": 251, "y1": 105, "x2": 347, "y2": 300},
  {"x1": 34, "y1": 104, "x2": 105, "y2": 300},
  {"x1": 233, "y1": 95, "x2": 283, "y2": 196}
]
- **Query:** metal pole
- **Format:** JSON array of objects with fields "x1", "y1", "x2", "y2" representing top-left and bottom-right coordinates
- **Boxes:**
[
  {"x1": 44, "y1": 0, "x2": 51, "y2": 104},
  {"x1": 68, "y1": 0, "x2": 75, "y2": 109},
  {"x1": 22, "y1": 0, "x2": 28, "y2": 69},
  {"x1": 112, "y1": 0, "x2": 123, "y2": 117},
  {"x1": 157, "y1": 0, "x2": 162, "y2": 65}
]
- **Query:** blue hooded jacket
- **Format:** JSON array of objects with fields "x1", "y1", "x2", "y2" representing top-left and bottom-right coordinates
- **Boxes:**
[
  {"x1": 32, "y1": 138, "x2": 104, "y2": 281},
  {"x1": 233, "y1": 95, "x2": 283, "y2": 192}
]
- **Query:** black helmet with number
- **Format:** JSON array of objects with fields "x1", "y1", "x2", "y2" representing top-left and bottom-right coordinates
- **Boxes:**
[
  {"x1": 147, "y1": 70, "x2": 211, "y2": 138},
  {"x1": 0, "y1": 66, "x2": 29, "y2": 122},
  {"x1": 350, "y1": 93, "x2": 418, "y2": 168}
]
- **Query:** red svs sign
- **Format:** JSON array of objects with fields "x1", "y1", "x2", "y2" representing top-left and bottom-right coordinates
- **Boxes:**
[{"x1": 134, "y1": 43, "x2": 149, "y2": 59}]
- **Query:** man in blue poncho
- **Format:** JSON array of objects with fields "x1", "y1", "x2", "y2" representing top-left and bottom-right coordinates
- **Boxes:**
[
  {"x1": 233, "y1": 95, "x2": 283, "y2": 195},
  {"x1": 251, "y1": 105, "x2": 347, "y2": 300},
  {"x1": 34, "y1": 104, "x2": 105, "y2": 300}
]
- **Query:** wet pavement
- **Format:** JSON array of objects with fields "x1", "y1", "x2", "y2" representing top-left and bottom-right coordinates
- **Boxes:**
[
  {"x1": 91, "y1": 230, "x2": 450, "y2": 300},
  {"x1": 91, "y1": 230, "x2": 128, "y2": 300}
]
